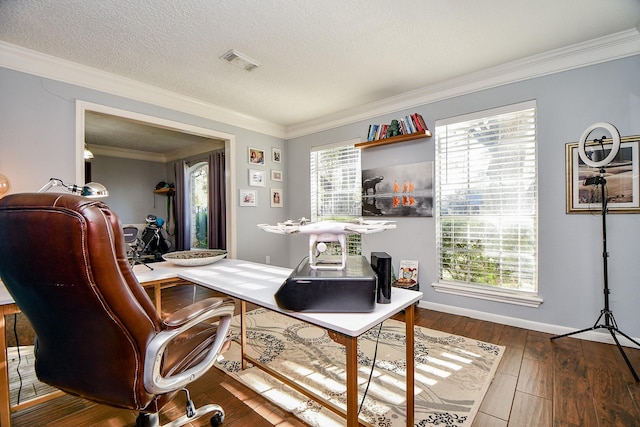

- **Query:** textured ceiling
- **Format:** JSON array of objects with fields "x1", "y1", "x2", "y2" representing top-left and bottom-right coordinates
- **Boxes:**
[{"x1": 1, "y1": 0, "x2": 640, "y2": 130}]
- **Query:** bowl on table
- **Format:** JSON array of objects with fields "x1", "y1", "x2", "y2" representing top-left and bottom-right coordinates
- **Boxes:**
[{"x1": 162, "y1": 249, "x2": 227, "y2": 266}]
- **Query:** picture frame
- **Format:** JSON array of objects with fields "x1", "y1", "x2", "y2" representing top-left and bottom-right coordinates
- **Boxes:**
[
  {"x1": 272, "y1": 147, "x2": 282, "y2": 163},
  {"x1": 249, "y1": 169, "x2": 266, "y2": 187},
  {"x1": 394, "y1": 260, "x2": 419, "y2": 288},
  {"x1": 239, "y1": 189, "x2": 257, "y2": 207},
  {"x1": 249, "y1": 147, "x2": 265, "y2": 165},
  {"x1": 270, "y1": 188, "x2": 283, "y2": 207},
  {"x1": 566, "y1": 135, "x2": 640, "y2": 213},
  {"x1": 271, "y1": 169, "x2": 283, "y2": 182},
  {"x1": 361, "y1": 161, "x2": 433, "y2": 217}
]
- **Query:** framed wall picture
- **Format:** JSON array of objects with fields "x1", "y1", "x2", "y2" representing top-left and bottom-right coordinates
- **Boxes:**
[
  {"x1": 249, "y1": 147, "x2": 265, "y2": 165},
  {"x1": 239, "y1": 189, "x2": 257, "y2": 207},
  {"x1": 272, "y1": 148, "x2": 282, "y2": 163},
  {"x1": 271, "y1": 169, "x2": 283, "y2": 182},
  {"x1": 249, "y1": 169, "x2": 266, "y2": 187},
  {"x1": 361, "y1": 161, "x2": 434, "y2": 217},
  {"x1": 566, "y1": 135, "x2": 640, "y2": 213},
  {"x1": 270, "y1": 189, "x2": 283, "y2": 207}
]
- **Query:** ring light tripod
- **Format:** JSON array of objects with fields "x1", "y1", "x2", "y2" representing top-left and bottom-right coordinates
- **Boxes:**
[{"x1": 551, "y1": 123, "x2": 640, "y2": 382}]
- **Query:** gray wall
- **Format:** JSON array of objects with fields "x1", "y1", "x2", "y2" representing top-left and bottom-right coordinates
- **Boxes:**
[
  {"x1": 90, "y1": 155, "x2": 168, "y2": 225},
  {"x1": 0, "y1": 67, "x2": 289, "y2": 267},
  {"x1": 286, "y1": 55, "x2": 640, "y2": 339}
]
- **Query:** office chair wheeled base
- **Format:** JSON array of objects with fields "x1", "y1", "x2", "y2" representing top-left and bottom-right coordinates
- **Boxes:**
[
  {"x1": 136, "y1": 404, "x2": 225, "y2": 427},
  {"x1": 136, "y1": 388, "x2": 225, "y2": 427}
]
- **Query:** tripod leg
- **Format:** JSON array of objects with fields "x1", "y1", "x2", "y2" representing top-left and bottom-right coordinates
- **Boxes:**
[
  {"x1": 551, "y1": 325, "x2": 598, "y2": 341},
  {"x1": 551, "y1": 310, "x2": 605, "y2": 341},
  {"x1": 613, "y1": 329, "x2": 640, "y2": 349},
  {"x1": 608, "y1": 330, "x2": 640, "y2": 382}
]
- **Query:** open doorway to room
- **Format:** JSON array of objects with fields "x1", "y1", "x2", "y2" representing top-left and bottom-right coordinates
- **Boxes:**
[{"x1": 76, "y1": 101, "x2": 237, "y2": 258}]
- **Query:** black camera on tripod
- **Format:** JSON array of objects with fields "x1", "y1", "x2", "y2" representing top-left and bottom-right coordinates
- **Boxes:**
[{"x1": 583, "y1": 175, "x2": 604, "y2": 186}]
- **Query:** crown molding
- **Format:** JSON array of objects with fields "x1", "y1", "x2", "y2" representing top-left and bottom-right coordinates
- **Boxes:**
[
  {"x1": 88, "y1": 142, "x2": 224, "y2": 163},
  {"x1": 0, "y1": 41, "x2": 286, "y2": 139},
  {"x1": 286, "y1": 28, "x2": 640, "y2": 139},
  {"x1": 88, "y1": 145, "x2": 168, "y2": 163}
]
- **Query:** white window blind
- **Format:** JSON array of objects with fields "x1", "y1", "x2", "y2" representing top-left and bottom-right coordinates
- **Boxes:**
[
  {"x1": 435, "y1": 101, "x2": 538, "y2": 292},
  {"x1": 310, "y1": 142, "x2": 362, "y2": 254}
]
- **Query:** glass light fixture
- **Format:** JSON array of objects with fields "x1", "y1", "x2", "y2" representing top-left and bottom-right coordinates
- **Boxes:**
[
  {"x1": 84, "y1": 144, "x2": 95, "y2": 160},
  {"x1": 37, "y1": 178, "x2": 109, "y2": 198},
  {"x1": 0, "y1": 173, "x2": 10, "y2": 198}
]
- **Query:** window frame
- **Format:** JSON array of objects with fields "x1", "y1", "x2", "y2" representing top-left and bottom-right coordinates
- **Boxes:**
[
  {"x1": 433, "y1": 101, "x2": 543, "y2": 307},
  {"x1": 188, "y1": 161, "x2": 209, "y2": 249},
  {"x1": 309, "y1": 138, "x2": 362, "y2": 255}
]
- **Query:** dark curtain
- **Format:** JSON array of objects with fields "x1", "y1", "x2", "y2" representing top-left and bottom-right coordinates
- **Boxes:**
[
  {"x1": 173, "y1": 160, "x2": 190, "y2": 251},
  {"x1": 208, "y1": 150, "x2": 226, "y2": 249}
]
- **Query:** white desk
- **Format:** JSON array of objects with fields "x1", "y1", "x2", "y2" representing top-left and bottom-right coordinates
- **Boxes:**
[
  {"x1": 140, "y1": 259, "x2": 422, "y2": 426},
  {"x1": 2, "y1": 259, "x2": 422, "y2": 427}
]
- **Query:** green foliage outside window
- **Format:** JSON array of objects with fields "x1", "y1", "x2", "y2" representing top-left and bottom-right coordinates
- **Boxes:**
[
  {"x1": 194, "y1": 210, "x2": 208, "y2": 249},
  {"x1": 439, "y1": 217, "x2": 535, "y2": 290}
]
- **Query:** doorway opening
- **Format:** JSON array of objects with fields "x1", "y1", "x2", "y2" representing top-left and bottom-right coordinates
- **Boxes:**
[{"x1": 76, "y1": 101, "x2": 237, "y2": 258}]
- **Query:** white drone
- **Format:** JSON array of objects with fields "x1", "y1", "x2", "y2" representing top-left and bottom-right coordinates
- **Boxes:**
[{"x1": 257, "y1": 218, "x2": 396, "y2": 270}]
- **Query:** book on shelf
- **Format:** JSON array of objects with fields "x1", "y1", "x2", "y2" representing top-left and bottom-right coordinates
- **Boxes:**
[
  {"x1": 399, "y1": 118, "x2": 410, "y2": 134},
  {"x1": 367, "y1": 124, "x2": 378, "y2": 141},
  {"x1": 366, "y1": 113, "x2": 429, "y2": 142},
  {"x1": 413, "y1": 113, "x2": 429, "y2": 133},
  {"x1": 379, "y1": 124, "x2": 388, "y2": 139},
  {"x1": 404, "y1": 115, "x2": 415, "y2": 134},
  {"x1": 411, "y1": 113, "x2": 423, "y2": 132}
]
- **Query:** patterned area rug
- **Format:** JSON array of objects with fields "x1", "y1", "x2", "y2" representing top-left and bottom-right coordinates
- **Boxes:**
[
  {"x1": 7, "y1": 346, "x2": 58, "y2": 406},
  {"x1": 216, "y1": 308, "x2": 504, "y2": 427}
]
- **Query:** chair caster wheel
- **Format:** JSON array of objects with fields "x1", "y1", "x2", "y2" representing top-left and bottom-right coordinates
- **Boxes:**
[{"x1": 210, "y1": 410, "x2": 224, "y2": 426}]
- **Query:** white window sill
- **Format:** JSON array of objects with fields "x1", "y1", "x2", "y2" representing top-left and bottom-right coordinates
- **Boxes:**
[{"x1": 431, "y1": 281, "x2": 543, "y2": 308}]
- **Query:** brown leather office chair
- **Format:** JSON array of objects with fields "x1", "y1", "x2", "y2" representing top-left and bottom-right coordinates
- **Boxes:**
[{"x1": 0, "y1": 193, "x2": 235, "y2": 427}]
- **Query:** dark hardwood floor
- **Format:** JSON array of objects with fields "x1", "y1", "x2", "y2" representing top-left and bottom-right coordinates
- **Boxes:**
[{"x1": 8, "y1": 284, "x2": 640, "y2": 427}]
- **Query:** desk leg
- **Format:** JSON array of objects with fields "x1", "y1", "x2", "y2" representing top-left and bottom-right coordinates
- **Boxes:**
[
  {"x1": 240, "y1": 301, "x2": 248, "y2": 370},
  {"x1": 0, "y1": 310, "x2": 12, "y2": 427},
  {"x1": 154, "y1": 284, "x2": 162, "y2": 315},
  {"x1": 405, "y1": 303, "x2": 415, "y2": 427},
  {"x1": 345, "y1": 335, "x2": 358, "y2": 427}
]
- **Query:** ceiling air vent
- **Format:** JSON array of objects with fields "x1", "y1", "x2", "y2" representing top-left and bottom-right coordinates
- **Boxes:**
[{"x1": 220, "y1": 49, "x2": 260, "y2": 72}]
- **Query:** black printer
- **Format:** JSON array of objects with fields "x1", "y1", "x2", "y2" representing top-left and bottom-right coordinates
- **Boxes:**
[{"x1": 274, "y1": 255, "x2": 377, "y2": 312}]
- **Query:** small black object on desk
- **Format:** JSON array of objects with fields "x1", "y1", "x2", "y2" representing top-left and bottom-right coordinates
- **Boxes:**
[{"x1": 371, "y1": 252, "x2": 392, "y2": 304}]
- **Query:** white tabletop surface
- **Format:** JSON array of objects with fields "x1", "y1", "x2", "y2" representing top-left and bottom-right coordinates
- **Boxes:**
[
  {"x1": 0, "y1": 280, "x2": 12, "y2": 306},
  {"x1": 143, "y1": 258, "x2": 423, "y2": 337},
  {"x1": 3, "y1": 259, "x2": 423, "y2": 336}
]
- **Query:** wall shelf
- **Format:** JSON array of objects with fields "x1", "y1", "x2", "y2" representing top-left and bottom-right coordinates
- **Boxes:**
[{"x1": 355, "y1": 129, "x2": 432, "y2": 149}]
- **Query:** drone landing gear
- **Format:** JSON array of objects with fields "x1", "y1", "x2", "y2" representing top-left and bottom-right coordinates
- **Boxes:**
[{"x1": 308, "y1": 233, "x2": 346, "y2": 270}]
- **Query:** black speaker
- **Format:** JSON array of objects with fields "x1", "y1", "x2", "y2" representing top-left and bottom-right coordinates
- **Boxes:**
[{"x1": 371, "y1": 252, "x2": 392, "y2": 304}]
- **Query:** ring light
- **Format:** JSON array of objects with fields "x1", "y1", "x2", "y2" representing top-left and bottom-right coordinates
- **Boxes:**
[{"x1": 578, "y1": 122, "x2": 621, "y2": 168}]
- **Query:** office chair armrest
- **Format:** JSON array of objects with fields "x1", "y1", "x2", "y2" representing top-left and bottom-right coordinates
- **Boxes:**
[
  {"x1": 163, "y1": 297, "x2": 232, "y2": 328},
  {"x1": 143, "y1": 297, "x2": 236, "y2": 395}
]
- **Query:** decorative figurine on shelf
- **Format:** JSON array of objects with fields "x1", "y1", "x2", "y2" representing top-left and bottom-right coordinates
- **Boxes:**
[{"x1": 387, "y1": 119, "x2": 401, "y2": 137}]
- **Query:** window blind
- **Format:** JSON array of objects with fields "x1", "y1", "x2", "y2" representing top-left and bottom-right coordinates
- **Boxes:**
[
  {"x1": 435, "y1": 101, "x2": 537, "y2": 292},
  {"x1": 310, "y1": 143, "x2": 362, "y2": 254}
]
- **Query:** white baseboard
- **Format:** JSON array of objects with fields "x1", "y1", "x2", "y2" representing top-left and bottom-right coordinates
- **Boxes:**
[{"x1": 418, "y1": 300, "x2": 640, "y2": 349}]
